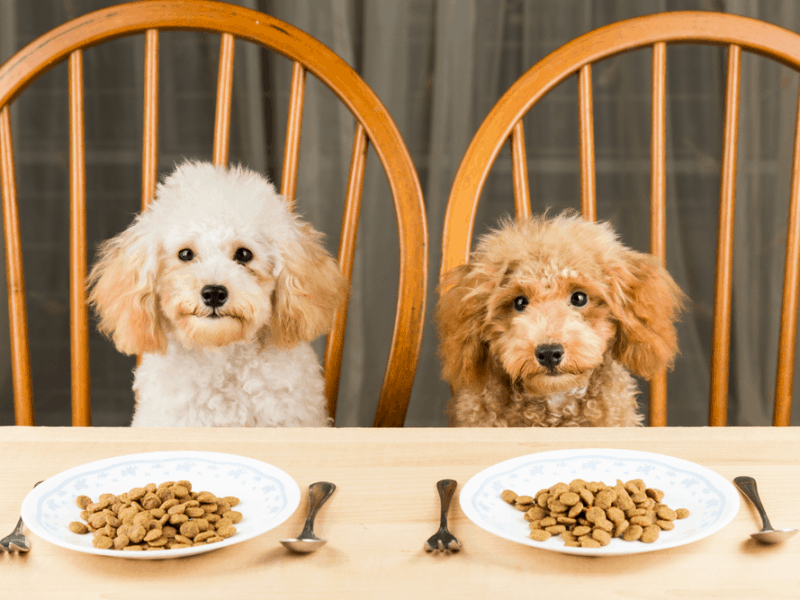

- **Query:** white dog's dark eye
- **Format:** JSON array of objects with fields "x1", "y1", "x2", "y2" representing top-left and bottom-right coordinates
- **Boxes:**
[
  {"x1": 513, "y1": 296, "x2": 529, "y2": 312},
  {"x1": 570, "y1": 291, "x2": 588, "y2": 307},
  {"x1": 178, "y1": 248, "x2": 194, "y2": 262},
  {"x1": 234, "y1": 248, "x2": 253, "y2": 263}
]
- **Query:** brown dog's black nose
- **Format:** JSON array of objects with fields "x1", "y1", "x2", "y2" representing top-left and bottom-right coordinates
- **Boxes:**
[
  {"x1": 201, "y1": 284, "x2": 228, "y2": 308},
  {"x1": 535, "y1": 344, "x2": 564, "y2": 370}
]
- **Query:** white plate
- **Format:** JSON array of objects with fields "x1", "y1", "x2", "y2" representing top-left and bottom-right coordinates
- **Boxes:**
[
  {"x1": 460, "y1": 448, "x2": 739, "y2": 556},
  {"x1": 21, "y1": 451, "x2": 300, "y2": 560}
]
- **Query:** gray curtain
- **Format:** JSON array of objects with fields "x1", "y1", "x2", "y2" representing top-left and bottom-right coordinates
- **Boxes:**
[{"x1": 0, "y1": 0, "x2": 798, "y2": 427}]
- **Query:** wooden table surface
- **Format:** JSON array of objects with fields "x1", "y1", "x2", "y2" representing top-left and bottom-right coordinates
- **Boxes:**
[{"x1": 1, "y1": 426, "x2": 798, "y2": 599}]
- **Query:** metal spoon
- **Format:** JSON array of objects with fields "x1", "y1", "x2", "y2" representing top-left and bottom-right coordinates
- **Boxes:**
[
  {"x1": 280, "y1": 481, "x2": 336, "y2": 553},
  {"x1": 734, "y1": 476, "x2": 798, "y2": 544}
]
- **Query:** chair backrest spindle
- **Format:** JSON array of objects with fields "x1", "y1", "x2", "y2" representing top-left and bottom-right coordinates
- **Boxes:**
[
  {"x1": 578, "y1": 64, "x2": 597, "y2": 222},
  {"x1": 323, "y1": 123, "x2": 368, "y2": 419},
  {"x1": 773, "y1": 84, "x2": 800, "y2": 426},
  {"x1": 650, "y1": 42, "x2": 668, "y2": 262},
  {"x1": 649, "y1": 41, "x2": 669, "y2": 426},
  {"x1": 281, "y1": 61, "x2": 306, "y2": 207},
  {"x1": 709, "y1": 44, "x2": 742, "y2": 427},
  {"x1": 213, "y1": 33, "x2": 235, "y2": 167},
  {"x1": 510, "y1": 120, "x2": 532, "y2": 219},
  {"x1": 0, "y1": 106, "x2": 33, "y2": 426},
  {"x1": 142, "y1": 29, "x2": 159, "y2": 209},
  {"x1": 68, "y1": 50, "x2": 91, "y2": 427}
]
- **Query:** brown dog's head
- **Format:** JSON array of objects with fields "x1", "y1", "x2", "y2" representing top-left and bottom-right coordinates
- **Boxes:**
[{"x1": 436, "y1": 213, "x2": 685, "y2": 395}]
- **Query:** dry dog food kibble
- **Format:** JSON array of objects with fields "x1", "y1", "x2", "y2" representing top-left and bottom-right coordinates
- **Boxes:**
[
  {"x1": 70, "y1": 481, "x2": 240, "y2": 551},
  {"x1": 68, "y1": 521, "x2": 89, "y2": 534},
  {"x1": 502, "y1": 479, "x2": 689, "y2": 548}
]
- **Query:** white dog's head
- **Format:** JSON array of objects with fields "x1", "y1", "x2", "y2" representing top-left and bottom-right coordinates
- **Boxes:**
[{"x1": 89, "y1": 161, "x2": 346, "y2": 354}]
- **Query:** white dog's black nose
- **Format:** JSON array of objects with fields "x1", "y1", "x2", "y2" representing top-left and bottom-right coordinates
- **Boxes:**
[
  {"x1": 201, "y1": 284, "x2": 228, "y2": 308},
  {"x1": 535, "y1": 344, "x2": 564, "y2": 370}
]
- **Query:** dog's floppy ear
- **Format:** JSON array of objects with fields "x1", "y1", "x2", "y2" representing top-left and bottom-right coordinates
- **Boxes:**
[
  {"x1": 605, "y1": 250, "x2": 686, "y2": 378},
  {"x1": 436, "y1": 263, "x2": 493, "y2": 390},
  {"x1": 270, "y1": 224, "x2": 347, "y2": 347},
  {"x1": 88, "y1": 215, "x2": 167, "y2": 355}
]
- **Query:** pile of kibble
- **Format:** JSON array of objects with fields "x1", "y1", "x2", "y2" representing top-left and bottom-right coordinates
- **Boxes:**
[
  {"x1": 68, "y1": 480, "x2": 242, "y2": 551},
  {"x1": 502, "y1": 478, "x2": 689, "y2": 548}
]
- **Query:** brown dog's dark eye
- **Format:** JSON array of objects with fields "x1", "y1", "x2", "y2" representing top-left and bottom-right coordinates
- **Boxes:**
[
  {"x1": 178, "y1": 248, "x2": 194, "y2": 262},
  {"x1": 234, "y1": 247, "x2": 253, "y2": 263},
  {"x1": 513, "y1": 296, "x2": 529, "y2": 312},
  {"x1": 570, "y1": 291, "x2": 588, "y2": 307}
]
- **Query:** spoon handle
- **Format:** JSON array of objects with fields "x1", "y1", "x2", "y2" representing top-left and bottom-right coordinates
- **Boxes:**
[
  {"x1": 734, "y1": 476, "x2": 774, "y2": 531},
  {"x1": 300, "y1": 481, "x2": 336, "y2": 539}
]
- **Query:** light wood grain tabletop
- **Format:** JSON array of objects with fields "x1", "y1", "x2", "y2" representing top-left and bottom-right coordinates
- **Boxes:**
[{"x1": 1, "y1": 426, "x2": 798, "y2": 599}]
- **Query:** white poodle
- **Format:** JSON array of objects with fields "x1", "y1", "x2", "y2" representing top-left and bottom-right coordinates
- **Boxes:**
[{"x1": 88, "y1": 161, "x2": 346, "y2": 427}]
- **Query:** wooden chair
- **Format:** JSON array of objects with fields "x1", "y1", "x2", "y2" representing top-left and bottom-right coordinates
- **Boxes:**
[
  {"x1": 0, "y1": 0, "x2": 427, "y2": 427},
  {"x1": 441, "y1": 11, "x2": 800, "y2": 427}
]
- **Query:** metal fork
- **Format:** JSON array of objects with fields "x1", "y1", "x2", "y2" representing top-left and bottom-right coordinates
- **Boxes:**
[
  {"x1": 424, "y1": 479, "x2": 461, "y2": 553},
  {"x1": 1, "y1": 480, "x2": 43, "y2": 553}
]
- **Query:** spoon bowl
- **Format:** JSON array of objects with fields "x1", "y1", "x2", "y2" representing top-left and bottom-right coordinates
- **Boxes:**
[
  {"x1": 280, "y1": 481, "x2": 336, "y2": 553},
  {"x1": 749, "y1": 528, "x2": 799, "y2": 544},
  {"x1": 279, "y1": 536, "x2": 327, "y2": 553},
  {"x1": 734, "y1": 476, "x2": 798, "y2": 544}
]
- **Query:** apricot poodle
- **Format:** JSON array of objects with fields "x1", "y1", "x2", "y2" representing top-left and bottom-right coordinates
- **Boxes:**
[{"x1": 436, "y1": 213, "x2": 685, "y2": 427}]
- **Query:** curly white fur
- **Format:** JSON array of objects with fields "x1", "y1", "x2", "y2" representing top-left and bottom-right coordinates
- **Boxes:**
[{"x1": 89, "y1": 161, "x2": 346, "y2": 427}]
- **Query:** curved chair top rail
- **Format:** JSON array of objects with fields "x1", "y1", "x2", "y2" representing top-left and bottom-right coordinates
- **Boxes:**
[
  {"x1": 0, "y1": 0, "x2": 427, "y2": 427},
  {"x1": 441, "y1": 10, "x2": 800, "y2": 278}
]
